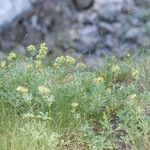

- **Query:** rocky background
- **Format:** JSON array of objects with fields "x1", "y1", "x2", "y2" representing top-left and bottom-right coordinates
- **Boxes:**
[{"x1": 0, "y1": 0, "x2": 150, "y2": 58}]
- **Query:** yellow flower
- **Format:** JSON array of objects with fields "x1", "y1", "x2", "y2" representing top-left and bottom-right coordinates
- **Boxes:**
[
  {"x1": 53, "y1": 62, "x2": 60, "y2": 69},
  {"x1": 106, "y1": 88, "x2": 112, "y2": 94},
  {"x1": 131, "y1": 69, "x2": 140, "y2": 78},
  {"x1": 111, "y1": 64, "x2": 120, "y2": 72},
  {"x1": 54, "y1": 55, "x2": 75, "y2": 67},
  {"x1": 7, "y1": 52, "x2": 17, "y2": 61},
  {"x1": 35, "y1": 60, "x2": 43, "y2": 69},
  {"x1": 39, "y1": 43, "x2": 48, "y2": 55},
  {"x1": 66, "y1": 55, "x2": 75, "y2": 65},
  {"x1": 127, "y1": 53, "x2": 130, "y2": 57},
  {"x1": 55, "y1": 56, "x2": 65, "y2": 64},
  {"x1": 36, "y1": 54, "x2": 46, "y2": 60},
  {"x1": 129, "y1": 94, "x2": 137, "y2": 100},
  {"x1": 16, "y1": 86, "x2": 28, "y2": 93},
  {"x1": 0, "y1": 61, "x2": 6, "y2": 68},
  {"x1": 71, "y1": 102, "x2": 79, "y2": 108},
  {"x1": 93, "y1": 77, "x2": 104, "y2": 84},
  {"x1": 27, "y1": 45, "x2": 36, "y2": 55},
  {"x1": 77, "y1": 63, "x2": 86, "y2": 70},
  {"x1": 26, "y1": 64, "x2": 33, "y2": 69},
  {"x1": 38, "y1": 86, "x2": 49, "y2": 94},
  {"x1": 34, "y1": 43, "x2": 48, "y2": 60}
]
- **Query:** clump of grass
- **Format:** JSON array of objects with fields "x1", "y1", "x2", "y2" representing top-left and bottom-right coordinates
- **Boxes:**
[{"x1": 0, "y1": 44, "x2": 150, "y2": 150}]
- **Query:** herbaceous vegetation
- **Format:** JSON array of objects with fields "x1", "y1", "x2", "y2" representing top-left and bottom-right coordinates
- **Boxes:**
[{"x1": 0, "y1": 43, "x2": 150, "y2": 150}]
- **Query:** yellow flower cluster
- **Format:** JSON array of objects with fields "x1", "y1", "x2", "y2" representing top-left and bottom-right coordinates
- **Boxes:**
[
  {"x1": 38, "y1": 86, "x2": 49, "y2": 94},
  {"x1": 54, "y1": 56, "x2": 65, "y2": 65},
  {"x1": 71, "y1": 102, "x2": 79, "y2": 112},
  {"x1": 0, "y1": 61, "x2": 6, "y2": 68},
  {"x1": 129, "y1": 94, "x2": 137, "y2": 100},
  {"x1": 7, "y1": 52, "x2": 17, "y2": 61},
  {"x1": 111, "y1": 64, "x2": 120, "y2": 72},
  {"x1": 16, "y1": 86, "x2": 28, "y2": 93},
  {"x1": 93, "y1": 77, "x2": 104, "y2": 84},
  {"x1": 27, "y1": 45, "x2": 36, "y2": 55},
  {"x1": 36, "y1": 43, "x2": 48, "y2": 60},
  {"x1": 66, "y1": 55, "x2": 75, "y2": 65},
  {"x1": 25, "y1": 43, "x2": 48, "y2": 70},
  {"x1": 131, "y1": 69, "x2": 140, "y2": 78},
  {"x1": 54, "y1": 55, "x2": 75, "y2": 68},
  {"x1": 16, "y1": 85, "x2": 50, "y2": 95},
  {"x1": 26, "y1": 64, "x2": 33, "y2": 69},
  {"x1": 105, "y1": 88, "x2": 112, "y2": 94},
  {"x1": 34, "y1": 60, "x2": 43, "y2": 69},
  {"x1": 71, "y1": 102, "x2": 79, "y2": 108},
  {"x1": 0, "y1": 52, "x2": 17, "y2": 68},
  {"x1": 76, "y1": 63, "x2": 86, "y2": 70}
]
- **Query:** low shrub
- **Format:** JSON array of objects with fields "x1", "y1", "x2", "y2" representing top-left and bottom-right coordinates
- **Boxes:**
[{"x1": 0, "y1": 44, "x2": 150, "y2": 150}]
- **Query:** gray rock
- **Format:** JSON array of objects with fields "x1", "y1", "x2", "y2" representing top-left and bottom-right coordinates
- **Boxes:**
[
  {"x1": 74, "y1": 25, "x2": 99, "y2": 53},
  {"x1": 0, "y1": 37, "x2": 16, "y2": 51},
  {"x1": 79, "y1": 25, "x2": 99, "y2": 44},
  {"x1": 116, "y1": 43, "x2": 138, "y2": 57},
  {"x1": 22, "y1": 27, "x2": 42, "y2": 46},
  {"x1": 111, "y1": 23, "x2": 123, "y2": 36},
  {"x1": 125, "y1": 27, "x2": 145, "y2": 42},
  {"x1": 121, "y1": 0, "x2": 135, "y2": 14},
  {"x1": 129, "y1": 17, "x2": 140, "y2": 26},
  {"x1": 77, "y1": 12, "x2": 98, "y2": 24},
  {"x1": 98, "y1": 22, "x2": 113, "y2": 35},
  {"x1": 0, "y1": 51, "x2": 7, "y2": 59},
  {"x1": 96, "y1": 48, "x2": 112, "y2": 57},
  {"x1": 74, "y1": 42, "x2": 96, "y2": 53},
  {"x1": 104, "y1": 35, "x2": 118, "y2": 48},
  {"x1": 15, "y1": 45, "x2": 26, "y2": 55},
  {"x1": 145, "y1": 21, "x2": 150, "y2": 34},
  {"x1": 120, "y1": 43, "x2": 138, "y2": 51},
  {"x1": 96, "y1": 2, "x2": 122, "y2": 22},
  {"x1": 73, "y1": 0, "x2": 94, "y2": 10},
  {"x1": 83, "y1": 55, "x2": 101, "y2": 69},
  {"x1": 138, "y1": 36, "x2": 150, "y2": 47},
  {"x1": 135, "y1": 9, "x2": 150, "y2": 23},
  {"x1": 0, "y1": 0, "x2": 33, "y2": 27},
  {"x1": 134, "y1": 0, "x2": 150, "y2": 6}
]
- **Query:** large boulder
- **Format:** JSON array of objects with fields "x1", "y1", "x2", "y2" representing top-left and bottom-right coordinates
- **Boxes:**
[{"x1": 0, "y1": 0, "x2": 33, "y2": 27}]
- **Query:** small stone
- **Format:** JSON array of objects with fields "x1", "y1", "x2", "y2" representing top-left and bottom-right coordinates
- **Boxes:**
[
  {"x1": 125, "y1": 27, "x2": 145, "y2": 42},
  {"x1": 138, "y1": 36, "x2": 150, "y2": 47},
  {"x1": 22, "y1": 27, "x2": 42, "y2": 45},
  {"x1": 98, "y1": 22, "x2": 113, "y2": 35},
  {"x1": 0, "y1": 51, "x2": 7, "y2": 59},
  {"x1": 73, "y1": 0, "x2": 94, "y2": 10},
  {"x1": 121, "y1": 0, "x2": 135, "y2": 14},
  {"x1": 15, "y1": 45, "x2": 26, "y2": 55},
  {"x1": 74, "y1": 42, "x2": 96, "y2": 53},
  {"x1": 96, "y1": 48, "x2": 112, "y2": 57},
  {"x1": 77, "y1": 12, "x2": 98, "y2": 24},
  {"x1": 74, "y1": 25, "x2": 99, "y2": 53},
  {"x1": 119, "y1": 43, "x2": 138, "y2": 52},
  {"x1": 96, "y1": 2, "x2": 122, "y2": 22},
  {"x1": 104, "y1": 35, "x2": 118, "y2": 48}
]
